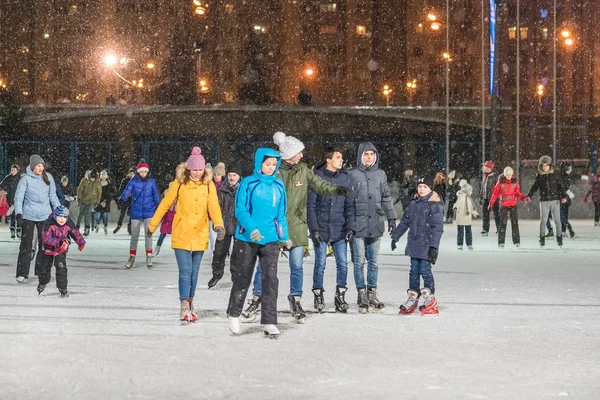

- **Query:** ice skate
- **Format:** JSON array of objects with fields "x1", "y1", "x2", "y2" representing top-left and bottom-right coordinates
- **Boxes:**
[
  {"x1": 334, "y1": 286, "x2": 349, "y2": 313},
  {"x1": 228, "y1": 316, "x2": 240, "y2": 334},
  {"x1": 468, "y1": 245, "x2": 473, "y2": 250},
  {"x1": 367, "y1": 287, "x2": 385, "y2": 310},
  {"x1": 180, "y1": 299, "x2": 192, "y2": 325},
  {"x1": 457, "y1": 245, "x2": 463, "y2": 250},
  {"x1": 59, "y1": 289, "x2": 69, "y2": 298},
  {"x1": 568, "y1": 228, "x2": 575, "y2": 239},
  {"x1": 481, "y1": 231, "x2": 488, "y2": 236},
  {"x1": 287, "y1": 295, "x2": 306, "y2": 323},
  {"x1": 125, "y1": 255, "x2": 136, "y2": 269},
  {"x1": 16, "y1": 227, "x2": 22, "y2": 238},
  {"x1": 263, "y1": 324, "x2": 280, "y2": 339},
  {"x1": 241, "y1": 295, "x2": 261, "y2": 322},
  {"x1": 557, "y1": 235, "x2": 563, "y2": 248},
  {"x1": 207, "y1": 276, "x2": 221, "y2": 289},
  {"x1": 16, "y1": 276, "x2": 29, "y2": 284},
  {"x1": 545, "y1": 227, "x2": 554, "y2": 238},
  {"x1": 312, "y1": 288, "x2": 325, "y2": 313},
  {"x1": 515, "y1": 243, "x2": 520, "y2": 248},
  {"x1": 539, "y1": 236, "x2": 545, "y2": 248},
  {"x1": 37, "y1": 284, "x2": 46, "y2": 295},
  {"x1": 357, "y1": 288, "x2": 369, "y2": 314},
  {"x1": 189, "y1": 297, "x2": 198, "y2": 322},
  {"x1": 95, "y1": 225, "x2": 99, "y2": 233},
  {"x1": 83, "y1": 227, "x2": 90, "y2": 236},
  {"x1": 152, "y1": 245, "x2": 161, "y2": 257},
  {"x1": 399, "y1": 289, "x2": 420, "y2": 315},
  {"x1": 419, "y1": 288, "x2": 439, "y2": 315},
  {"x1": 146, "y1": 255, "x2": 153, "y2": 269},
  {"x1": 499, "y1": 243, "x2": 505, "y2": 248},
  {"x1": 104, "y1": 227, "x2": 108, "y2": 235},
  {"x1": 113, "y1": 225, "x2": 121, "y2": 234},
  {"x1": 10, "y1": 227, "x2": 15, "y2": 239}
]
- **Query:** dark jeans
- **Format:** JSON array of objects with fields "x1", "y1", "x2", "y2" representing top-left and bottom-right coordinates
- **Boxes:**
[
  {"x1": 10, "y1": 209, "x2": 17, "y2": 228},
  {"x1": 499, "y1": 206, "x2": 520, "y2": 245},
  {"x1": 482, "y1": 199, "x2": 500, "y2": 233},
  {"x1": 409, "y1": 257, "x2": 435, "y2": 294},
  {"x1": 457, "y1": 225, "x2": 472, "y2": 246},
  {"x1": 227, "y1": 240, "x2": 279, "y2": 325},
  {"x1": 38, "y1": 253, "x2": 68, "y2": 291},
  {"x1": 560, "y1": 202, "x2": 572, "y2": 233},
  {"x1": 211, "y1": 234, "x2": 233, "y2": 280},
  {"x1": 16, "y1": 219, "x2": 45, "y2": 278},
  {"x1": 446, "y1": 199, "x2": 457, "y2": 220},
  {"x1": 594, "y1": 201, "x2": 600, "y2": 223},
  {"x1": 117, "y1": 204, "x2": 131, "y2": 227}
]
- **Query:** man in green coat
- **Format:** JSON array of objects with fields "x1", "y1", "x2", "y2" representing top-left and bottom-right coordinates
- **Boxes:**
[
  {"x1": 243, "y1": 132, "x2": 351, "y2": 322},
  {"x1": 76, "y1": 170, "x2": 102, "y2": 236}
]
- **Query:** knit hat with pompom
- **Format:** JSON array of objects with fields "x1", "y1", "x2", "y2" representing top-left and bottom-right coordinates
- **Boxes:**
[
  {"x1": 273, "y1": 131, "x2": 305, "y2": 160},
  {"x1": 186, "y1": 147, "x2": 206, "y2": 170}
]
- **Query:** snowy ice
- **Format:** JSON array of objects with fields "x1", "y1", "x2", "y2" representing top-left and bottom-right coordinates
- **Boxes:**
[{"x1": 0, "y1": 220, "x2": 599, "y2": 399}]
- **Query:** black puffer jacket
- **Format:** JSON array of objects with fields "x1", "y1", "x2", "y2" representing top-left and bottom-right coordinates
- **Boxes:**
[
  {"x1": 0, "y1": 173, "x2": 21, "y2": 205},
  {"x1": 526, "y1": 155, "x2": 566, "y2": 202},
  {"x1": 217, "y1": 179, "x2": 239, "y2": 236}
]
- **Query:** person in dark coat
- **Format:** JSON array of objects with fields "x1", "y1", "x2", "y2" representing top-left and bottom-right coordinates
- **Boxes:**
[
  {"x1": 584, "y1": 171, "x2": 600, "y2": 226},
  {"x1": 94, "y1": 170, "x2": 116, "y2": 234},
  {"x1": 559, "y1": 162, "x2": 575, "y2": 238},
  {"x1": 208, "y1": 162, "x2": 242, "y2": 289},
  {"x1": 400, "y1": 169, "x2": 418, "y2": 211},
  {"x1": 480, "y1": 160, "x2": 501, "y2": 236},
  {"x1": 391, "y1": 175, "x2": 444, "y2": 315},
  {"x1": 113, "y1": 168, "x2": 135, "y2": 234},
  {"x1": 307, "y1": 147, "x2": 355, "y2": 313},
  {"x1": 0, "y1": 164, "x2": 21, "y2": 239},
  {"x1": 59, "y1": 176, "x2": 75, "y2": 208},
  {"x1": 347, "y1": 142, "x2": 397, "y2": 313}
]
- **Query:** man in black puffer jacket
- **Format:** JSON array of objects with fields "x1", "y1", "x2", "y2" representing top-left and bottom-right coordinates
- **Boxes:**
[
  {"x1": 0, "y1": 164, "x2": 22, "y2": 239},
  {"x1": 526, "y1": 155, "x2": 567, "y2": 247}
]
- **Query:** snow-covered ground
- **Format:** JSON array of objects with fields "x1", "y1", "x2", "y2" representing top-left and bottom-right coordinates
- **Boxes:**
[{"x1": 0, "y1": 220, "x2": 599, "y2": 400}]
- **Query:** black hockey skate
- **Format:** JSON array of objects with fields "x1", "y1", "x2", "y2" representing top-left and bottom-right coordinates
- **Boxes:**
[
  {"x1": 312, "y1": 288, "x2": 325, "y2": 313},
  {"x1": 357, "y1": 288, "x2": 369, "y2": 314},
  {"x1": 59, "y1": 289, "x2": 69, "y2": 298},
  {"x1": 557, "y1": 235, "x2": 563, "y2": 248},
  {"x1": 539, "y1": 235, "x2": 545, "y2": 248},
  {"x1": 334, "y1": 286, "x2": 349, "y2": 313},
  {"x1": 287, "y1": 295, "x2": 306, "y2": 323},
  {"x1": 37, "y1": 284, "x2": 46, "y2": 295},
  {"x1": 367, "y1": 287, "x2": 385, "y2": 310},
  {"x1": 241, "y1": 295, "x2": 261, "y2": 322}
]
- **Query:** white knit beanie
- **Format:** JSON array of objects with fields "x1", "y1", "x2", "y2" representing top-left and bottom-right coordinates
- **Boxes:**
[
  {"x1": 459, "y1": 179, "x2": 468, "y2": 188},
  {"x1": 503, "y1": 166, "x2": 514, "y2": 176},
  {"x1": 273, "y1": 131, "x2": 305, "y2": 160}
]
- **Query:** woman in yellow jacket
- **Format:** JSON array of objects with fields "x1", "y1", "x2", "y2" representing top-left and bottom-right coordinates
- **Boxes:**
[{"x1": 148, "y1": 147, "x2": 225, "y2": 324}]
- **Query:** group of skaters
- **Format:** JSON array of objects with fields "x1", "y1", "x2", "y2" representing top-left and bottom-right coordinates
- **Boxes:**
[{"x1": 3, "y1": 135, "x2": 600, "y2": 337}]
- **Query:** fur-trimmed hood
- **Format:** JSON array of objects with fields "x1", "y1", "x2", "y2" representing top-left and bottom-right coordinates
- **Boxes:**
[
  {"x1": 538, "y1": 155, "x2": 554, "y2": 174},
  {"x1": 175, "y1": 162, "x2": 213, "y2": 185}
]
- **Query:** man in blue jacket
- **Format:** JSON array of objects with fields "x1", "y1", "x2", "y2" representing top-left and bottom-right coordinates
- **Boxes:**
[{"x1": 307, "y1": 147, "x2": 354, "y2": 313}]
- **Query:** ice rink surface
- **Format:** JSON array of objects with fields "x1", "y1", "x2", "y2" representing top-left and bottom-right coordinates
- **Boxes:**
[{"x1": 0, "y1": 220, "x2": 599, "y2": 400}]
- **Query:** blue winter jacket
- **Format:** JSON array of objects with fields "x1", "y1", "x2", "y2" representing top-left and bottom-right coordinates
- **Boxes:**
[
  {"x1": 391, "y1": 191, "x2": 444, "y2": 260},
  {"x1": 14, "y1": 167, "x2": 61, "y2": 222},
  {"x1": 307, "y1": 162, "x2": 354, "y2": 243},
  {"x1": 234, "y1": 148, "x2": 289, "y2": 245},
  {"x1": 119, "y1": 173, "x2": 160, "y2": 220}
]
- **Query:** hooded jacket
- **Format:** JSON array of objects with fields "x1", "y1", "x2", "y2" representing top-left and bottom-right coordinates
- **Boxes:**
[
  {"x1": 489, "y1": 175, "x2": 526, "y2": 208},
  {"x1": 217, "y1": 178, "x2": 241, "y2": 236},
  {"x1": 120, "y1": 172, "x2": 160, "y2": 220},
  {"x1": 391, "y1": 191, "x2": 444, "y2": 260},
  {"x1": 276, "y1": 158, "x2": 339, "y2": 247},
  {"x1": 42, "y1": 215, "x2": 86, "y2": 256},
  {"x1": 14, "y1": 167, "x2": 61, "y2": 222},
  {"x1": 585, "y1": 174, "x2": 600, "y2": 203},
  {"x1": 347, "y1": 142, "x2": 397, "y2": 239},
  {"x1": 77, "y1": 172, "x2": 102, "y2": 206},
  {"x1": 234, "y1": 148, "x2": 289, "y2": 245},
  {"x1": 526, "y1": 156, "x2": 566, "y2": 202},
  {"x1": 307, "y1": 161, "x2": 354, "y2": 243},
  {"x1": 149, "y1": 163, "x2": 223, "y2": 251},
  {"x1": 453, "y1": 182, "x2": 479, "y2": 226}
]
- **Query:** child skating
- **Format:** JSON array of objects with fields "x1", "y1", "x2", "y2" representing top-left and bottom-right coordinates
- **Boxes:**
[
  {"x1": 452, "y1": 179, "x2": 478, "y2": 250},
  {"x1": 489, "y1": 167, "x2": 527, "y2": 248},
  {"x1": 390, "y1": 175, "x2": 444, "y2": 315}
]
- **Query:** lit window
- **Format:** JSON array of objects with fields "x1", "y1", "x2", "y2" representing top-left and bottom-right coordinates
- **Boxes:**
[
  {"x1": 319, "y1": 3, "x2": 337, "y2": 12},
  {"x1": 520, "y1": 27, "x2": 528, "y2": 39},
  {"x1": 542, "y1": 27, "x2": 548, "y2": 39},
  {"x1": 225, "y1": 4, "x2": 233, "y2": 13},
  {"x1": 416, "y1": 23, "x2": 424, "y2": 33},
  {"x1": 508, "y1": 27, "x2": 516, "y2": 40},
  {"x1": 356, "y1": 25, "x2": 367, "y2": 36}
]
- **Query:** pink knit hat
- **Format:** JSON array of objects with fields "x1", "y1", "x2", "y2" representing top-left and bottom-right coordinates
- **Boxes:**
[{"x1": 187, "y1": 147, "x2": 206, "y2": 170}]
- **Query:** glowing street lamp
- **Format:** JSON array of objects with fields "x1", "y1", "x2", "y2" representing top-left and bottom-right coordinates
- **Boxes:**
[
  {"x1": 431, "y1": 22, "x2": 441, "y2": 31},
  {"x1": 406, "y1": 79, "x2": 417, "y2": 105},
  {"x1": 104, "y1": 55, "x2": 117, "y2": 66},
  {"x1": 561, "y1": 30, "x2": 570, "y2": 38},
  {"x1": 565, "y1": 38, "x2": 574, "y2": 46},
  {"x1": 427, "y1": 13, "x2": 437, "y2": 21},
  {"x1": 146, "y1": 62, "x2": 155, "y2": 70},
  {"x1": 383, "y1": 84, "x2": 392, "y2": 107}
]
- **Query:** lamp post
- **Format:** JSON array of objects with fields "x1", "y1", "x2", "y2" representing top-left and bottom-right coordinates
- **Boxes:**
[
  {"x1": 383, "y1": 84, "x2": 392, "y2": 107},
  {"x1": 406, "y1": 80, "x2": 416, "y2": 105},
  {"x1": 445, "y1": 0, "x2": 450, "y2": 172}
]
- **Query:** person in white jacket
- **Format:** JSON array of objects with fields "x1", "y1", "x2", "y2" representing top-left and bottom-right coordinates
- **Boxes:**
[{"x1": 453, "y1": 179, "x2": 479, "y2": 250}]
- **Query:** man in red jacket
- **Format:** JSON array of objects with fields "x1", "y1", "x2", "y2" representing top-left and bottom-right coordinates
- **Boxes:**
[{"x1": 489, "y1": 167, "x2": 527, "y2": 248}]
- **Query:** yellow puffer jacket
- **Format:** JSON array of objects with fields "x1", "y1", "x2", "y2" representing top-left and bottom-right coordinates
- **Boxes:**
[{"x1": 149, "y1": 164, "x2": 224, "y2": 251}]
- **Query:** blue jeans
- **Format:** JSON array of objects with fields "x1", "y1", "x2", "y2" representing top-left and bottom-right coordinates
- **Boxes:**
[
  {"x1": 457, "y1": 225, "x2": 472, "y2": 246},
  {"x1": 253, "y1": 245, "x2": 304, "y2": 297},
  {"x1": 352, "y1": 237, "x2": 381, "y2": 289},
  {"x1": 313, "y1": 239, "x2": 348, "y2": 289},
  {"x1": 95, "y1": 212, "x2": 109, "y2": 227},
  {"x1": 409, "y1": 257, "x2": 435, "y2": 294},
  {"x1": 174, "y1": 249, "x2": 204, "y2": 300}
]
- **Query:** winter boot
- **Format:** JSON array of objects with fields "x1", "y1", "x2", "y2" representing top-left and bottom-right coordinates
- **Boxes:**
[
  {"x1": 153, "y1": 245, "x2": 161, "y2": 257},
  {"x1": 16, "y1": 226, "x2": 22, "y2": 239},
  {"x1": 419, "y1": 288, "x2": 439, "y2": 315},
  {"x1": 357, "y1": 288, "x2": 369, "y2": 314},
  {"x1": 228, "y1": 315, "x2": 240, "y2": 334},
  {"x1": 568, "y1": 228, "x2": 575, "y2": 239},
  {"x1": 146, "y1": 255, "x2": 153, "y2": 269},
  {"x1": 399, "y1": 289, "x2": 420, "y2": 315},
  {"x1": 59, "y1": 289, "x2": 69, "y2": 298},
  {"x1": 189, "y1": 297, "x2": 198, "y2": 322},
  {"x1": 113, "y1": 225, "x2": 121, "y2": 234},
  {"x1": 84, "y1": 227, "x2": 90, "y2": 236},
  {"x1": 207, "y1": 276, "x2": 221, "y2": 289},
  {"x1": 180, "y1": 299, "x2": 191, "y2": 324},
  {"x1": 367, "y1": 287, "x2": 385, "y2": 310},
  {"x1": 263, "y1": 324, "x2": 280, "y2": 338},
  {"x1": 312, "y1": 288, "x2": 325, "y2": 313},
  {"x1": 557, "y1": 235, "x2": 563, "y2": 247},
  {"x1": 334, "y1": 286, "x2": 349, "y2": 313},
  {"x1": 10, "y1": 227, "x2": 15, "y2": 239},
  {"x1": 37, "y1": 284, "x2": 46, "y2": 295},
  {"x1": 125, "y1": 255, "x2": 136, "y2": 269},
  {"x1": 457, "y1": 245, "x2": 463, "y2": 250},
  {"x1": 545, "y1": 227, "x2": 554, "y2": 238},
  {"x1": 241, "y1": 295, "x2": 261, "y2": 321},
  {"x1": 539, "y1": 235, "x2": 545, "y2": 248},
  {"x1": 287, "y1": 295, "x2": 306, "y2": 321}
]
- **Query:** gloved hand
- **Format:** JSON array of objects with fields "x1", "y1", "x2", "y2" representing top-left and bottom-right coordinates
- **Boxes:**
[
  {"x1": 100, "y1": 201, "x2": 106, "y2": 208},
  {"x1": 16, "y1": 214, "x2": 22, "y2": 225},
  {"x1": 428, "y1": 247, "x2": 438, "y2": 265},
  {"x1": 78, "y1": 244, "x2": 85, "y2": 251},
  {"x1": 250, "y1": 229, "x2": 263, "y2": 242},
  {"x1": 388, "y1": 219, "x2": 396, "y2": 234},
  {"x1": 524, "y1": 196, "x2": 531, "y2": 203},
  {"x1": 146, "y1": 228, "x2": 153, "y2": 237},
  {"x1": 345, "y1": 229, "x2": 355, "y2": 243},
  {"x1": 584, "y1": 197, "x2": 588, "y2": 204},
  {"x1": 280, "y1": 239, "x2": 293, "y2": 249},
  {"x1": 479, "y1": 199, "x2": 484, "y2": 206},
  {"x1": 309, "y1": 231, "x2": 322, "y2": 248},
  {"x1": 336, "y1": 186, "x2": 352, "y2": 198},
  {"x1": 215, "y1": 226, "x2": 226, "y2": 241},
  {"x1": 391, "y1": 240, "x2": 397, "y2": 251},
  {"x1": 60, "y1": 240, "x2": 70, "y2": 253}
]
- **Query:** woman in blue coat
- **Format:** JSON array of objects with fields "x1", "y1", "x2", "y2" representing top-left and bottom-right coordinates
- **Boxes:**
[
  {"x1": 226, "y1": 148, "x2": 290, "y2": 338},
  {"x1": 14, "y1": 155, "x2": 61, "y2": 283},
  {"x1": 119, "y1": 159, "x2": 160, "y2": 269}
]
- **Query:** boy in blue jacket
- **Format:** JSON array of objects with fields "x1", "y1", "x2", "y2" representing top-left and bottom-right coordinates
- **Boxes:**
[
  {"x1": 391, "y1": 175, "x2": 444, "y2": 315},
  {"x1": 226, "y1": 148, "x2": 290, "y2": 338}
]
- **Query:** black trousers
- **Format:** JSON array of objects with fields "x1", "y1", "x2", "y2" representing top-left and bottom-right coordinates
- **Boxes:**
[
  {"x1": 560, "y1": 202, "x2": 572, "y2": 233},
  {"x1": 482, "y1": 199, "x2": 500, "y2": 233},
  {"x1": 16, "y1": 219, "x2": 45, "y2": 278},
  {"x1": 117, "y1": 204, "x2": 131, "y2": 227},
  {"x1": 227, "y1": 240, "x2": 279, "y2": 325},
  {"x1": 211, "y1": 234, "x2": 233, "y2": 280},
  {"x1": 38, "y1": 253, "x2": 68, "y2": 291},
  {"x1": 498, "y1": 206, "x2": 520, "y2": 245}
]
